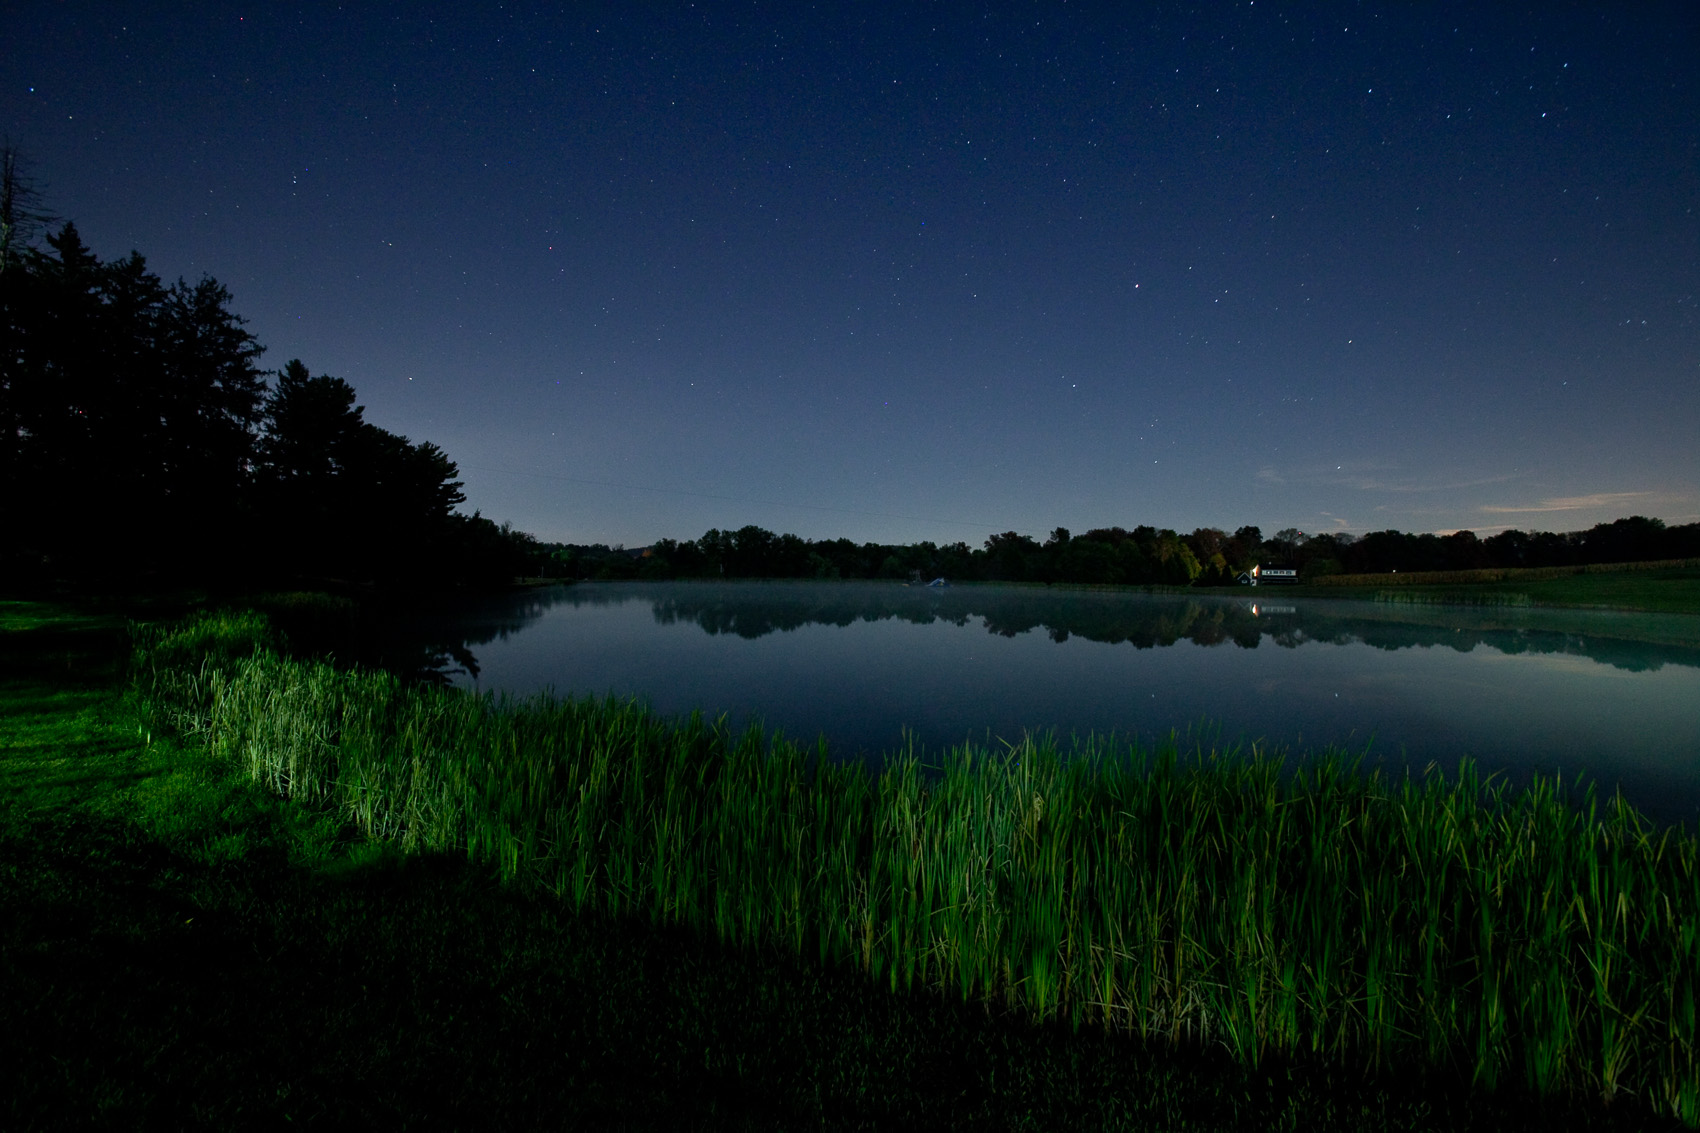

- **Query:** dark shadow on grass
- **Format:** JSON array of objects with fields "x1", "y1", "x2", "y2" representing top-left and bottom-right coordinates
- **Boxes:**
[{"x1": 4, "y1": 801, "x2": 1683, "y2": 1131}]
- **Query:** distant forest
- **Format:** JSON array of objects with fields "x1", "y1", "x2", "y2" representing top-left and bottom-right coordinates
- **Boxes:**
[
  {"x1": 4, "y1": 175, "x2": 1693, "y2": 592},
  {"x1": 548, "y1": 514, "x2": 1700, "y2": 587},
  {"x1": 1, "y1": 198, "x2": 539, "y2": 587}
]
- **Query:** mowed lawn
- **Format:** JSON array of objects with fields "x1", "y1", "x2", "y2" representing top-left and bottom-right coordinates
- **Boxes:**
[
  {"x1": 1470, "y1": 566, "x2": 1700, "y2": 614},
  {"x1": 1296, "y1": 562, "x2": 1700, "y2": 616}
]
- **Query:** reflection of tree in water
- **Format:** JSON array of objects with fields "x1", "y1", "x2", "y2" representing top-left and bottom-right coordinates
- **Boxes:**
[
  {"x1": 538, "y1": 582, "x2": 1700, "y2": 674},
  {"x1": 645, "y1": 586, "x2": 971, "y2": 639},
  {"x1": 266, "y1": 585, "x2": 577, "y2": 685}
]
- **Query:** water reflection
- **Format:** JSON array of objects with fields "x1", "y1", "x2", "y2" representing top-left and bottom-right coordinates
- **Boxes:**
[
  {"x1": 274, "y1": 586, "x2": 574, "y2": 683},
  {"x1": 394, "y1": 586, "x2": 574, "y2": 679},
  {"x1": 390, "y1": 582, "x2": 1700, "y2": 824},
  {"x1": 535, "y1": 582, "x2": 1700, "y2": 674}
]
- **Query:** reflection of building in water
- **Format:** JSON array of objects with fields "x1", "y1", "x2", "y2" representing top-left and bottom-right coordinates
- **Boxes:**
[
  {"x1": 1249, "y1": 604, "x2": 1297, "y2": 617},
  {"x1": 1239, "y1": 564, "x2": 1299, "y2": 585}
]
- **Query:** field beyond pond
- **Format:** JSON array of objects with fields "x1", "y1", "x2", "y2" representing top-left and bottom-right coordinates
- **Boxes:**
[
  {"x1": 3, "y1": 595, "x2": 1697, "y2": 1129},
  {"x1": 1306, "y1": 559, "x2": 1700, "y2": 615}
]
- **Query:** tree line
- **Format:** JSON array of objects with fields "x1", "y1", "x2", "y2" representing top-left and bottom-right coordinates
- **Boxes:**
[
  {"x1": 1, "y1": 208, "x2": 540, "y2": 587},
  {"x1": 552, "y1": 515, "x2": 1700, "y2": 586}
]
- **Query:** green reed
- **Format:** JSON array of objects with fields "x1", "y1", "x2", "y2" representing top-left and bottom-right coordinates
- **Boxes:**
[{"x1": 133, "y1": 610, "x2": 1700, "y2": 1123}]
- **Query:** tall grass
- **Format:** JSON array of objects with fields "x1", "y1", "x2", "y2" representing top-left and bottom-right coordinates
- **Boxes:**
[{"x1": 134, "y1": 611, "x2": 1700, "y2": 1123}]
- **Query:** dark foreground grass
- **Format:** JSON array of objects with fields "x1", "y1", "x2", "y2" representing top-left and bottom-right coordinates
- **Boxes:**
[{"x1": 0, "y1": 599, "x2": 1688, "y2": 1129}]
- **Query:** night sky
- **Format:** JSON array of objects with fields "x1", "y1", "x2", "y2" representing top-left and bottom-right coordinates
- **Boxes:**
[{"x1": 6, "y1": 3, "x2": 1697, "y2": 546}]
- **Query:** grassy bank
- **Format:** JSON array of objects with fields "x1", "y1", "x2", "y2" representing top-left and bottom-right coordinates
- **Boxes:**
[
  {"x1": 124, "y1": 608, "x2": 1700, "y2": 1125},
  {"x1": 1305, "y1": 559, "x2": 1700, "y2": 614}
]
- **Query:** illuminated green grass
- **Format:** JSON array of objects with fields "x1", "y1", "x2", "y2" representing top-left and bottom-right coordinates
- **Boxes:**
[{"x1": 135, "y1": 610, "x2": 1700, "y2": 1124}]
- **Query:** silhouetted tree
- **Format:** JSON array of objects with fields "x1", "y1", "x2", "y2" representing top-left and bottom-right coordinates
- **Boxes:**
[
  {"x1": 984, "y1": 531, "x2": 1041, "y2": 580},
  {"x1": 0, "y1": 145, "x2": 53, "y2": 275},
  {"x1": 1224, "y1": 526, "x2": 1263, "y2": 572},
  {"x1": 1266, "y1": 527, "x2": 1306, "y2": 563},
  {"x1": 1057, "y1": 535, "x2": 1122, "y2": 583},
  {"x1": 2, "y1": 222, "x2": 264, "y2": 576},
  {"x1": 1, "y1": 197, "x2": 538, "y2": 588},
  {"x1": 254, "y1": 358, "x2": 466, "y2": 582},
  {"x1": 1582, "y1": 516, "x2": 1668, "y2": 565},
  {"x1": 157, "y1": 274, "x2": 267, "y2": 516},
  {"x1": 1440, "y1": 529, "x2": 1490, "y2": 571}
]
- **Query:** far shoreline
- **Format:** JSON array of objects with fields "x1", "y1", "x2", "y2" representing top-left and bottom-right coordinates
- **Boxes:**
[{"x1": 526, "y1": 557, "x2": 1700, "y2": 617}]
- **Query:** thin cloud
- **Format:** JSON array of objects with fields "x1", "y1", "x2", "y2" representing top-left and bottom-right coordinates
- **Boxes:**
[
  {"x1": 1353, "y1": 472, "x2": 1523, "y2": 494},
  {"x1": 1480, "y1": 492, "x2": 1654, "y2": 514},
  {"x1": 1434, "y1": 524, "x2": 1522, "y2": 536}
]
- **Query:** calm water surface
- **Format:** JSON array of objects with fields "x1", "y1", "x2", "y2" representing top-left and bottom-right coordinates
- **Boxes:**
[{"x1": 409, "y1": 581, "x2": 1700, "y2": 824}]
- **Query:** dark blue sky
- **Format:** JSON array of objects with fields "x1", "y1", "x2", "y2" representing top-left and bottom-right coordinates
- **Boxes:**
[{"x1": 6, "y1": 2, "x2": 1697, "y2": 545}]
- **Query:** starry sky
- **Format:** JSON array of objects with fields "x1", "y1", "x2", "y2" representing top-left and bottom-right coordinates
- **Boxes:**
[{"x1": 5, "y1": 3, "x2": 1697, "y2": 546}]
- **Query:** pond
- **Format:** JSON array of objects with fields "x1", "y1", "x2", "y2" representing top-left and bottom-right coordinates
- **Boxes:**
[{"x1": 401, "y1": 581, "x2": 1700, "y2": 825}]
